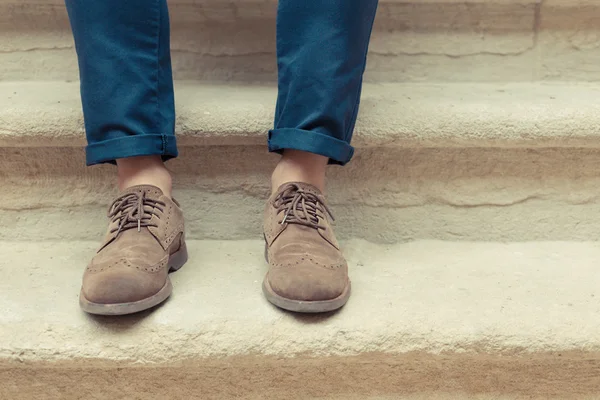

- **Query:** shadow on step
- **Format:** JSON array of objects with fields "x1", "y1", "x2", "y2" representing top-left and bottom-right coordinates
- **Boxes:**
[{"x1": 82, "y1": 301, "x2": 168, "y2": 331}]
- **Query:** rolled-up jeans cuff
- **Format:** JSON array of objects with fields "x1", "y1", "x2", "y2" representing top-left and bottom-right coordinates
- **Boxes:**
[
  {"x1": 268, "y1": 128, "x2": 354, "y2": 166},
  {"x1": 85, "y1": 133, "x2": 178, "y2": 166}
]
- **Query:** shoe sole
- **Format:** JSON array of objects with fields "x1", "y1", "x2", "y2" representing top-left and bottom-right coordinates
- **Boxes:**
[
  {"x1": 262, "y1": 277, "x2": 351, "y2": 313},
  {"x1": 262, "y1": 242, "x2": 351, "y2": 313},
  {"x1": 79, "y1": 243, "x2": 189, "y2": 316}
]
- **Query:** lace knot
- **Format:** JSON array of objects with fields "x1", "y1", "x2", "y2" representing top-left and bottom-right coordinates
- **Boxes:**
[
  {"x1": 108, "y1": 191, "x2": 165, "y2": 237},
  {"x1": 275, "y1": 184, "x2": 333, "y2": 230}
]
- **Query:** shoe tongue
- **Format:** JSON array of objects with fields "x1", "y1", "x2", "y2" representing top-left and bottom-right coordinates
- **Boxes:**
[
  {"x1": 120, "y1": 185, "x2": 164, "y2": 199},
  {"x1": 276, "y1": 182, "x2": 323, "y2": 197}
]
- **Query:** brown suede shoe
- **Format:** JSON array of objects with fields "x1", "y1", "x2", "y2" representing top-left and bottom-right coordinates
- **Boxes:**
[
  {"x1": 79, "y1": 185, "x2": 187, "y2": 315},
  {"x1": 263, "y1": 182, "x2": 351, "y2": 313}
]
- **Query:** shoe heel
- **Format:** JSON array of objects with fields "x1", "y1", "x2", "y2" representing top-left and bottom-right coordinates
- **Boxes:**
[{"x1": 168, "y1": 241, "x2": 188, "y2": 272}]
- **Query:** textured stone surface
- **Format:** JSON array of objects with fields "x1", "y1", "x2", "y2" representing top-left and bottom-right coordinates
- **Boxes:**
[
  {"x1": 4, "y1": 82, "x2": 600, "y2": 242},
  {"x1": 2, "y1": 239, "x2": 600, "y2": 399},
  {"x1": 4, "y1": 146, "x2": 600, "y2": 242},
  {"x1": 4, "y1": 82, "x2": 600, "y2": 148},
  {"x1": 3, "y1": 354, "x2": 600, "y2": 399},
  {"x1": 4, "y1": 0, "x2": 598, "y2": 82},
  {"x1": 537, "y1": 0, "x2": 600, "y2": 81},
  {"x1": 2, "y1": 239, "x2": 600, "y2": 362},
  {"x1": 3, "y1": 238, "x2": 600, "y2": 397}
]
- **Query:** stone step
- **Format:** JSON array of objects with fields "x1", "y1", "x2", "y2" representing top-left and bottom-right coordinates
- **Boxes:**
[
  {"x1": 1, "y1": 239, "x2": 600, "y2": 399},
  {"x1": 6, "y1": 145, "x2": 600, "y2": 243},
  {"x1": 4, "y1": 81, "x2": 600, "y2": 242},
  {"x1": 1, "y1": 0, "x2": 597, "y2": 82},
  {"x1": 4, "y1": 81, "x2": 600, "y2": 148}
]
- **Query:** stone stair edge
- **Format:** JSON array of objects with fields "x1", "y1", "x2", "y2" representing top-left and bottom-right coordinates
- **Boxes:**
[{"x1": 3, "y1": 81, "x2": 600, "y2": 149}]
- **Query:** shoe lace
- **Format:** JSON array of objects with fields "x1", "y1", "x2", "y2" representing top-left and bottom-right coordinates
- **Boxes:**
[
  {"x1": 275, "y1": 183, "x2": 334, "y2": 230},
  {"x1": 108, "y1": 191, "x2": 165, "y2": 237}
]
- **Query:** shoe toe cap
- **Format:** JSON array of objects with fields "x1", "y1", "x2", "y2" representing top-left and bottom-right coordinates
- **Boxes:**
[
  {"x1": 267, "y1": 262, "x2": 348, "y2": 302},
  {"x1": 82, "y1": 263, "x2": 165, "y2": 304}
]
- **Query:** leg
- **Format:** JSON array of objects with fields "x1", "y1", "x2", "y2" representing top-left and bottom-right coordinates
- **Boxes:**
[
  {"x1": 65, "y1": 0, "x2": 176, "y2": 196},
  {"x1": 270, "y1": 0, "x2": 379, "y2": 192},
  {"x1": 66, "y1": 0, "x2": 187, "y2": 315},
  {"x1": 263, "y1": 0, "x2": 379, "y2": 313}
]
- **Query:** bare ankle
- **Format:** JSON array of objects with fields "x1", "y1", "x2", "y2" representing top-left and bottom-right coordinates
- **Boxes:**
[
  {"x1": 116, "y1": 156, "x2": 173, "y2": 197},
  {"x1": 271, "y1": 150, "x2": 328, "y2": 194}
]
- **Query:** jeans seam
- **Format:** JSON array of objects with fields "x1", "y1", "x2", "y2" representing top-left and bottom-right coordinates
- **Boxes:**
[
  {"x1": 154, "y1": 0, "x2": 161, "y2": 143},
  {"x1": 344, "y1": 1, "x2": 379, "y2": 142}
]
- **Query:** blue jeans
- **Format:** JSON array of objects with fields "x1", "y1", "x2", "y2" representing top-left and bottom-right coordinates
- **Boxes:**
[{"x1": 65, "y1": 0, "x2": 379, "y2": 166}]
